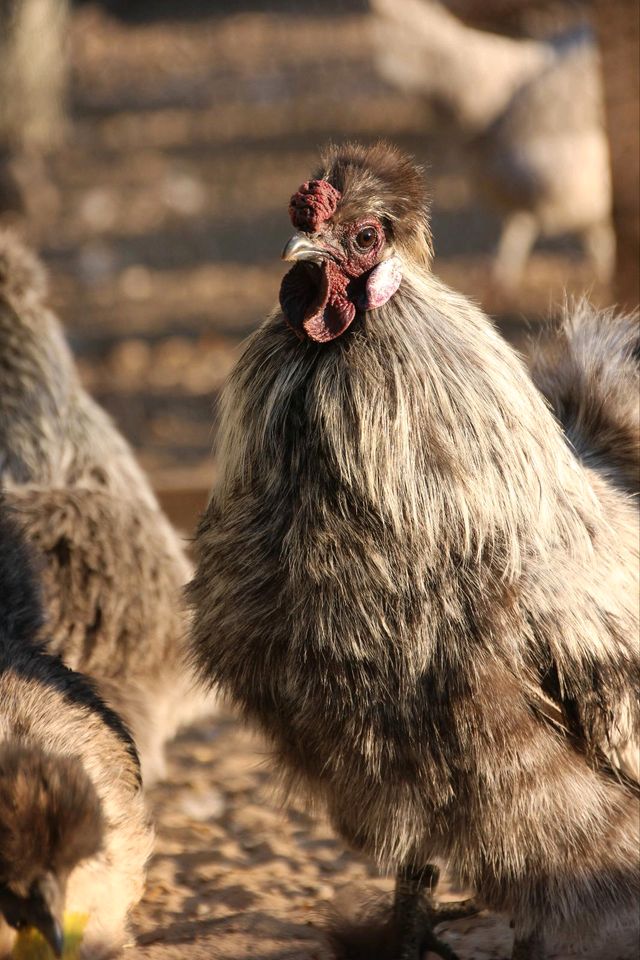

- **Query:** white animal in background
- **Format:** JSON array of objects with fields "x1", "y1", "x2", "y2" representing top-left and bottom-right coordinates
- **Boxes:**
[{"x1": 370, "y1": 0, "x2": 614, "y2": 290}]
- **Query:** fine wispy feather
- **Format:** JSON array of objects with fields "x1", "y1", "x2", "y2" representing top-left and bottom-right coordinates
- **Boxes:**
[
  {"x1": 0, "y1": 229, "x2": 216, "y2": 785},
  {"x1": 190, "y1": 142, "x2": 639, "y2": 960},
  {"x1": 0, "y1": 501, "x2": 152, "y2": 959}
]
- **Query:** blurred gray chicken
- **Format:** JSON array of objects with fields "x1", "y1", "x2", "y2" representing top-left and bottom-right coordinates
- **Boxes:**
[
  {"x1": 0, "y1": 500, "x2": 151, "y2": 959},
  {"x1": 0, "y1": 230, "x2": 215, "y2": 785},
  {"x1": 370, "y1": 0, "x2": 614, "y2": 289}
]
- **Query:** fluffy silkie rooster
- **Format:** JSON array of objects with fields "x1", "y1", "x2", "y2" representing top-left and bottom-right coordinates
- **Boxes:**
[
  {"x1": 0, "y1": 500, "x2": 151, "y2": 958},
  {"x1": 0, "y1": 230, "x2": 215, "y2": 785},
  {"x1": 190, "y1": 142, "x2": 639, "y2": 960}
]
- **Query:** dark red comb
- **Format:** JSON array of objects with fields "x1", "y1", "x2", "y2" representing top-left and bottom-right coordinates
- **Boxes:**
[{"x1": 289, "y1": 179, "x2": 341, "y2": 232}]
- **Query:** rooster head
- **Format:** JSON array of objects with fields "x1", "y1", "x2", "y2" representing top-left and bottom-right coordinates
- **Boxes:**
[{"x1": 279, "y1": 141, "x2": 431, "y2": 343}]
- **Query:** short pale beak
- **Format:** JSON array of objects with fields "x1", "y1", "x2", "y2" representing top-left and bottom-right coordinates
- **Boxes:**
[
  {"x1": 37, "y1": 910, "x2": 64, "y2": 958},
  {"x1": 281, "y1": 233, "x2": 335, "y2": 264},
  {"x1": 32, "y1": 873, "x2": 65, "y2": 958},
  {"x1": 0, "y1": 873, "x2": 65, "y2": 958}
]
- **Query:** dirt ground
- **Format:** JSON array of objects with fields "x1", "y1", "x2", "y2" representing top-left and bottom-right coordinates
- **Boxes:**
[
  {"x1": 128, "y1": 715, "x2": 639, "y2": 960},
  {"x1": 5, "y1": 4, "x2": 635, "y2": 958}
]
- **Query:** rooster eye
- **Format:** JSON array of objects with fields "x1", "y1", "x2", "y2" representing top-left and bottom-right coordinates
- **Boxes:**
[{"x1": 355, "y1": 226, "x2": 377, "y2": 250}]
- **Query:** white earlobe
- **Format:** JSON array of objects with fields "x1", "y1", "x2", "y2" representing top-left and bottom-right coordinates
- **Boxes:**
[{"x1": 363, "y1": 256, "x2": 402, "y2": 309}]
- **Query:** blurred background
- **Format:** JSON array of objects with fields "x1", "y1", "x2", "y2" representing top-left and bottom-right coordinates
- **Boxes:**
[{"x1": 0, "y1": 0, "x2": 638, "y2": 529}]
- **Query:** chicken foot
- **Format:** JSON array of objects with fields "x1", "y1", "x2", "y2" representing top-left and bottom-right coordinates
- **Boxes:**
[
  {"x1": 393, "y1": 864, "x2": 478, "y2": 960},
  {"x1": 512, "y1": 931, "x2": 546, "y2": 960}
]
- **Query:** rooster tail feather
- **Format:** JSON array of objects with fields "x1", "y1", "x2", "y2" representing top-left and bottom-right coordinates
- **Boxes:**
[{"x1": 531, "y1": 300, "x2": 639, "y2": 494}]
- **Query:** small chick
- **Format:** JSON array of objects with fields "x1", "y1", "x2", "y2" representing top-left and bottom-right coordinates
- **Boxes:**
[
  {"x1": 0, "y1": 501, "x2": 152, "y2": 959},
  {"x1": 0, "y1": 745, "x2": 101, "y2": 959}
]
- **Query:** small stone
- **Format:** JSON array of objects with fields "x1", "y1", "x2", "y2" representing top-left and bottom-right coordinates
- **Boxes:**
[{"x1": 180, "y1": 788, "x2": 225, "y2": 822}]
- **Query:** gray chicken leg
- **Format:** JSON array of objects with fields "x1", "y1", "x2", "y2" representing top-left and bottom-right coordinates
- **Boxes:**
[
  {"x1": 512, "y1": 931, "x2": 546, "y2": 960},
  {"x1": 393, "y1": 865, "x2": 477, "y2": 960}
]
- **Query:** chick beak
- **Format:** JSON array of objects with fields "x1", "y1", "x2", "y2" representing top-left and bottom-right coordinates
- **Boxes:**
[
  {"x1": 38, "y1": 910, "x2": 64, "y2": 958},
  {"x1": 31, "y1": 873, "x2": 65, "y2": 958},
  {"x1": 281, "y1": 232, "x2": 337, "y2": 264}
]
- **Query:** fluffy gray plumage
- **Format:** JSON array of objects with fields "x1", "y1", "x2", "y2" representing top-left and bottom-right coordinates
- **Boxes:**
[
  {"x1": 190, "y1": 142, "x2": 639, "y2": 958},
  {"x1": 0, "y1": 229, "x2": 216, "y2": 785},
  {"x1": 0, "y1": 502, "x2": 152, "y2": 959},
  {"x1": 531, "y1": 301, "x2": 640, "y2": 498}
]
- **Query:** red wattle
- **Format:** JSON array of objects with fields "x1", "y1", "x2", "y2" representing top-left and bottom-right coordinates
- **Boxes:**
[
  {"x1": 302, "y1": 260, "x2": 353, "y2": 343},
  {"x1": 280, "y1": 260, "x2": 356, "y2": 343}
]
